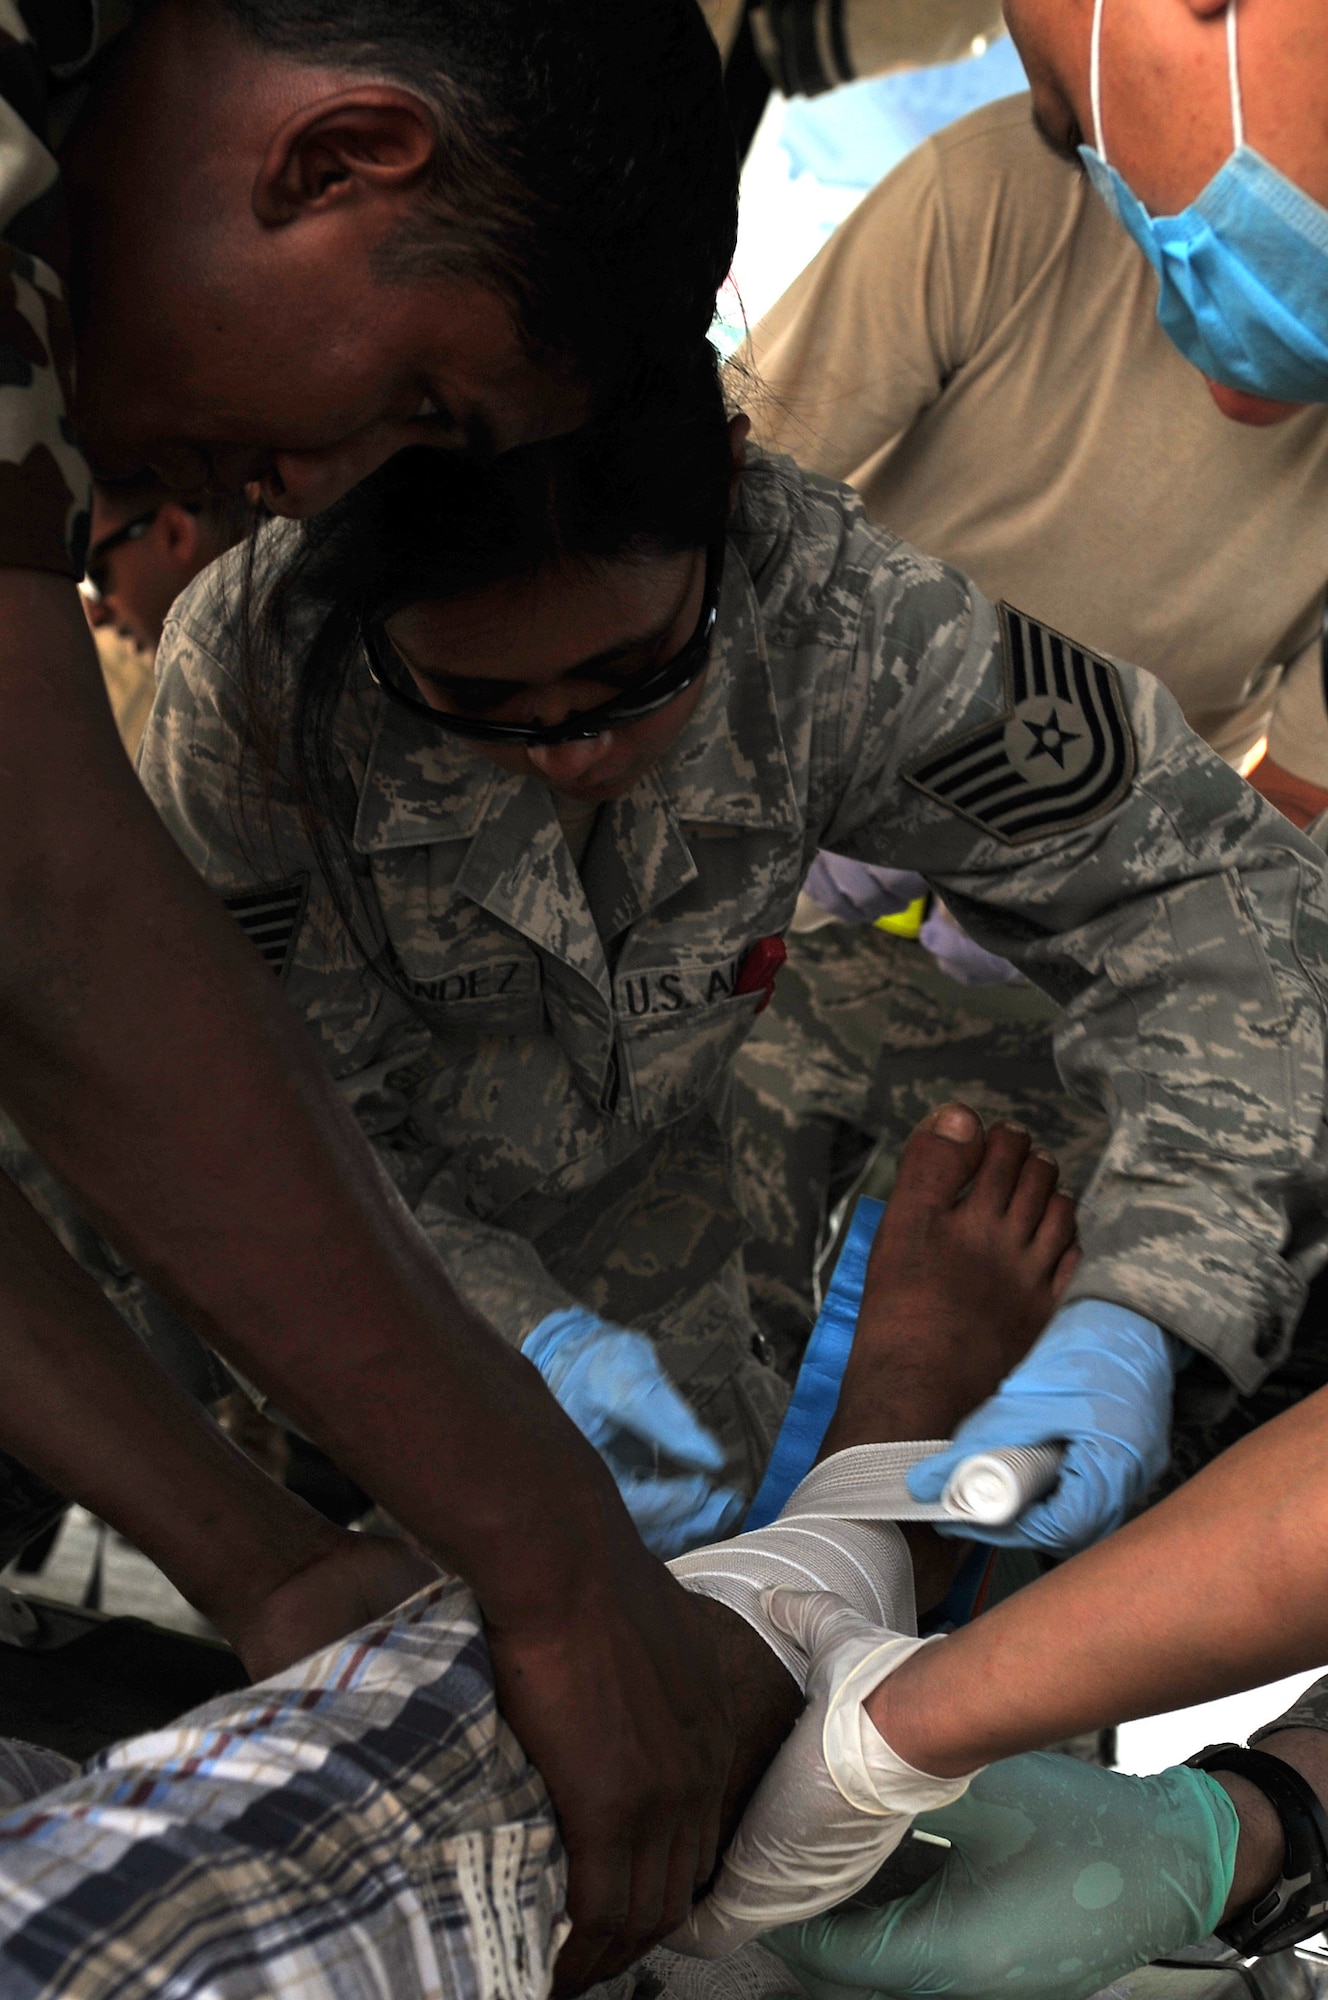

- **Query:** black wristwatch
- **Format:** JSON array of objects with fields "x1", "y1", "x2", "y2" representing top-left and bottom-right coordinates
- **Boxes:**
[{"x1": 1187, "y1": 1743, "x2": 1328, "y2": 1956}]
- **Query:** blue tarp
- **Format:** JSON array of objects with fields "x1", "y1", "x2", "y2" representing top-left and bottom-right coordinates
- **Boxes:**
[{"x1": 780, "y1": 33, "x2": 1028, "y2": 191}]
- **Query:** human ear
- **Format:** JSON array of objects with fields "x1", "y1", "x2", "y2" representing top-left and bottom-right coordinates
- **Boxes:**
[
  {"x1": 253, "y1": 89, "x2": 435, "y2": 227},
  {"x1": 159, "y1": 503, "x2": 201, "y2": 572}
]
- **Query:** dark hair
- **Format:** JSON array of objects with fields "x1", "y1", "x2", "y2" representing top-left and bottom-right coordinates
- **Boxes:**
[
  {"x1": 236, "y1": 342, "x2": 733, "y2": 961},
  {"x1": 219, "y1": 0, "x2": 738, "y2": 413}
]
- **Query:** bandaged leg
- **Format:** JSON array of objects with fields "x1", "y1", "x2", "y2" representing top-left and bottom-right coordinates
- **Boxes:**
[
  {"x1": 665, "y1": 1110, "x2": 1081, "y2": 1954},
  {"x1": 668, "y1": 1438, "x2": 1063, "y2": 1954},
  {"x1": 671, "y1": 1458, "x2": 921, "y2": 1687},
  {"x1": 670, "y1": 1499, "x2": 971, "y2": 1955}
]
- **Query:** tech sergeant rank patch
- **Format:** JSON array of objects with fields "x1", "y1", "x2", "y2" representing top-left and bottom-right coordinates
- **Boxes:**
[{"x1": 905, "y1": 603, "x2": 1137, "y2": 845}]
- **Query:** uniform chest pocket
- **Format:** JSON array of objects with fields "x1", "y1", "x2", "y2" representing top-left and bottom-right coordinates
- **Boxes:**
[
  {"x1": 614, "y1": 960, "x2": 763, "y2": 1129},
  {"x1": 398, "y1": 955, "x2": 544, "y2": 1039}
]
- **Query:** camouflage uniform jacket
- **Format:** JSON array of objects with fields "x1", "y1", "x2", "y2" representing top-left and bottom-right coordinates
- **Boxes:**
[
  {"x1": 1252, "y1": 1677, "x2": 1328, "y2": 1742},
  {"x1": 141, "y1": 449, "x2": 1328, "y2": 1395},
  {"x1": 0, "y1": 0, "x2": 130, "y2": 574}
]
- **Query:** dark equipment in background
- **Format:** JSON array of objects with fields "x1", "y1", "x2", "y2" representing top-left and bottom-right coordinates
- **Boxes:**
[{"x1": 722, "y1": 0, "x2": 1005, "y2": 158}]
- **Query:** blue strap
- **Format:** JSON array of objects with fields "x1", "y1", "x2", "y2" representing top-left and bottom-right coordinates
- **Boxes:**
[{"x1": 744, "y1": 1197, "x2": 884, "y2": 1529}]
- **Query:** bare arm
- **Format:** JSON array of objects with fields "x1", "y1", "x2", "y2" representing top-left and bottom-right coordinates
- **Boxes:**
[
  {"x1": 0, "y1": 1165, "x2": 438, "y2": 1674},
  {"x1": 0, "y1": 571, "x2": 732, "y2": 1973},
  {"x1": 869, "y1": 1376, "x2": 1328, "y2": 1777},
  {"x1": 0, "y1": 572, "x2": 571, "y2": 1604}
]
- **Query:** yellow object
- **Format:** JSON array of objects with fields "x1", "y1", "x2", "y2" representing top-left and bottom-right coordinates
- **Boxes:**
[{"x1": 875, "y1": 896, "x2": 928, "y2": 939}]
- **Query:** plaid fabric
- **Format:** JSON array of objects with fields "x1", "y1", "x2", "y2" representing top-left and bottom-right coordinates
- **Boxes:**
[
  {"x1": 0, "y1": 1576, "x2": 568, "y2": 1999},
  {"x1": 0, "y1": 1741, "x2": 78, "y2": 1816}
]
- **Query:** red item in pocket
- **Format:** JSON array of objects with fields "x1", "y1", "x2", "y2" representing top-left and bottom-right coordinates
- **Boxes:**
[{"x1": 734, "y1": 935, "x2": 788, "y2": 1013}]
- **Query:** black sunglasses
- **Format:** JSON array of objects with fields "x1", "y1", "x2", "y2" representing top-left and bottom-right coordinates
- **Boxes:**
[
  {"x1": 83, "y1": 503, "x2": 202, "y2": 600},
  {"x1": 362, "y1": 540, "x2": 725, "y2": 747},
  {"x1": 83, "y1": 509, "x2": 161, "y2": 600}
]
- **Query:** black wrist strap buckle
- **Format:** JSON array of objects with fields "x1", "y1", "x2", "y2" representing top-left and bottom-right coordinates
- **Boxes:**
[{"x1": 1188, "y1": 1743, "x2": 1328, "y2": 1957}]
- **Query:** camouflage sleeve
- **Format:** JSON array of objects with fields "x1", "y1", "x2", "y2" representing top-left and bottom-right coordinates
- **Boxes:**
[
  {"x1": 820, "y1": 548, "x2": 1328, "y2": 1393},
  {"x1": 407, "y1": 1173, "x2": 575, "y2": 1344},
  {"x1": 0, "y1": 10, "x2": 92, "y2": 575},
  {"x1": 141, "y1": 595, "x2": 578, "y2": 1351},
  {"x1": 1250, "y1": 1677, "x2": 1328, "y2": 1742}
]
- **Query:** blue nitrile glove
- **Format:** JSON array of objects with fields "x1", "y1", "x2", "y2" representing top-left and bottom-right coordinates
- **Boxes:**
[
  {"x1": 523, "y1": 1307, "x2": 743, "y2": 1558},
  {"x1": 767, "y1": 1752, "x2": 1239, "y2": 2000},
  {"x1": 907, "y1": 1301, "x2": 1180, "y2": 1553}
]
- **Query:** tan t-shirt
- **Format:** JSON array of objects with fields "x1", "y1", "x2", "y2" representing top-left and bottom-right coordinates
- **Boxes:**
[{"x1": 743, "y1": 93, "x2": 1328, "y2": 779}]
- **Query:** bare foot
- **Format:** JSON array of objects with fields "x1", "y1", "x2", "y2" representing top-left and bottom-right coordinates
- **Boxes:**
[
  {"x1": 223, "y1": 1530, "x2": 441, "y2": 1682},
  {"x1": 656, "y1": 1108, "x2": 1081, "y2": 1884},
  {"x1": 818, "y1": 1103, "x2": 1079, "y2": 1608}
]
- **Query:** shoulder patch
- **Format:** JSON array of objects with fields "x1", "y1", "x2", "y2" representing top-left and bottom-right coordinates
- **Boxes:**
[
  {"x1": 904, "y1": 604, "x2": 1136, "y2": 846},
  {"x1": 222, "y1": 877, "x2": 308, "y2": 982}
]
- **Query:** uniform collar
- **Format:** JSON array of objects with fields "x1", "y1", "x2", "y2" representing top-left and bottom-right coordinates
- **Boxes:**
[
  {"x1": 353, "y1": 547, "x2": 797, "y2": 848},
  {"x1": 657, "y1": 543, "x2": 800, "y2": 833},
  {"x1": 349, "y1": 544, "x2": 800, "y2": 963}
]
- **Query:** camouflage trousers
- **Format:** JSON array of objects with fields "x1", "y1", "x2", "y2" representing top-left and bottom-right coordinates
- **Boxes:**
[{"x1": 730, "y1": 916, "x2": 1328, "y2": 1482}]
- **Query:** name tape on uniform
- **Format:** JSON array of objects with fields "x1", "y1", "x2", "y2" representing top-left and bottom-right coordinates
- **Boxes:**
[{"x1": 404, "y1": 960, "x2": 539, "y2": 1007}]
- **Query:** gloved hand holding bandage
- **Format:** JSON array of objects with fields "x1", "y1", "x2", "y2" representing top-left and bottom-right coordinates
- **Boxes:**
[
  {"x1": 669, "y1": 1588, "x2": 975, "y2": 1957},
  {"x1": 523, "y1": 1307, "x2": 743, "y2": 1557},
  {"x1": 906, "y1": 1300, "x2": 1180, "y2": 1554}
]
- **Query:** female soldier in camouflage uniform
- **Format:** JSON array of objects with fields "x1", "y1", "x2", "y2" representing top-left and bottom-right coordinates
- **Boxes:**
[{"x1": 137, "y1": 350, "x2": 1328, "y2": 1560}]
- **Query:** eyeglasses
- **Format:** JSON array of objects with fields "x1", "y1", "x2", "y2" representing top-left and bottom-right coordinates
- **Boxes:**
[
  {"x1": 362, "y1": 540, "x2": 725, "y2": 747},
  {"x1": 83, "y1": 503, "x2": 203, "y2": 601}
]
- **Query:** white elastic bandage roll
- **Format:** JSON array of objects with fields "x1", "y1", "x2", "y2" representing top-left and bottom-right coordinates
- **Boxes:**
[
  {"x1": 669, "y1": 1440, "x2": 1062, "y2": 1685},
  {"x1": 781, "y1": 1440, "x2": 1063, "y2": 1527},
  {"x1": 943, "y1": 1444, "x2": 1063, "y2": 1526},
  {"x1": 670, "y1": 1513, "x2": 917, "y2": 1687}
]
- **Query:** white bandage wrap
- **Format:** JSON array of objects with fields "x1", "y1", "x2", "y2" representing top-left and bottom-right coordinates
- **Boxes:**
[
  {"x1": 666, "y1": 1443, "x2": 992, "y2": 1956},
  {"x1": 669, "y1": 1585, "x2": 973, "y2": 1957},
  {"x1": 776, "y1": 1439, "x2": 1062, "y2": 1527},
  {"x1": 669, "y1": 1513, "x2": 916, "y2": 1688},
  {"x1": 669, "y1": 1436, "x2": 1043, "y2": 1681}
]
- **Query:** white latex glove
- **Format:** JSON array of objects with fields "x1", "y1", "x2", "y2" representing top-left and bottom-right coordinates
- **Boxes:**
[{"x1": 670, "y1": 1588, "x2": 976, "y2": 1958}]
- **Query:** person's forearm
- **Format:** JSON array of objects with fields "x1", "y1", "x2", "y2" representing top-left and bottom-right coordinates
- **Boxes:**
[
  {"x1": 0, "y1": 573, "x2": 605, "y2": 1616},
  {"x1": 0, "y1": 1164, "x2": 343, "y2": 1629},
  {"x1": 867, "y1": 1379, "x2": 1328, "y2": 1776}
]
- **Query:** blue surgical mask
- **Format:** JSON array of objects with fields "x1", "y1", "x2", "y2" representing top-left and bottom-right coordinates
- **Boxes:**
[{"x1": 1078, "y1": 0, "x2": 1328, "y2": 404}]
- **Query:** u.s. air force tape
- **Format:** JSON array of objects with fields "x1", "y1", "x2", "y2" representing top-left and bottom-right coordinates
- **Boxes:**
[{"x1": 905, "y1": 603, "x2": 1136, "y2": 845}]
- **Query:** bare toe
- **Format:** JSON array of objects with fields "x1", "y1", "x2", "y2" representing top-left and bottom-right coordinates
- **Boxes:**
[
  {"x1": 885, "y1": 1103, "x2": 987, "y2": 1218},
  {"x1": 966, "y1": 1120, "x2": 1033, "y2": 1216},
  {"x1": 1052, "y1": 1239, "x2": 1082, "y2": 1298},
  {"x1": 1034, "y1": 1188, "x2": 1081, "y2": 1289},
  {"x1": 1006, "y1": 1147, "x2": 1061, "y2": 1243}
]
